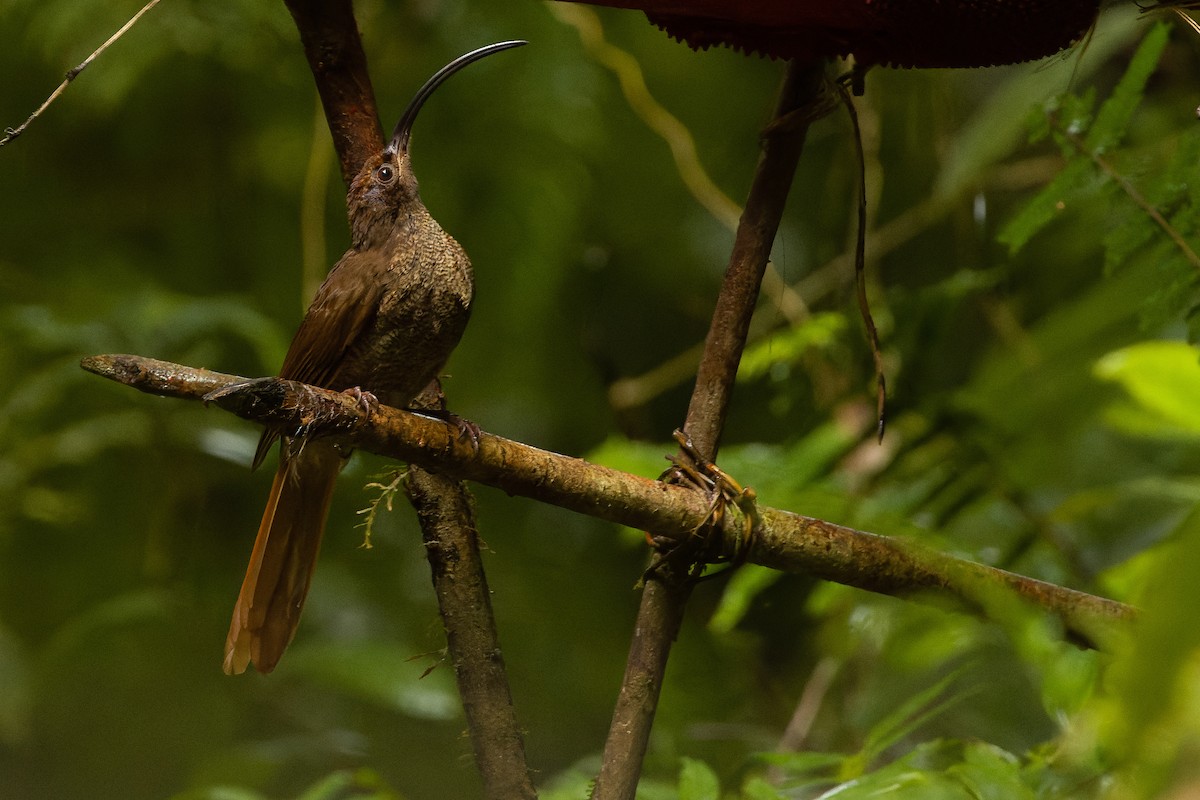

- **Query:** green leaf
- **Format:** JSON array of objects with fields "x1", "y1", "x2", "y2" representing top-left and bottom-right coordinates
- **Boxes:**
[
  {"x1": 947, "y1": 743, "x2": 1032, "y2": 800},
  {"x1": 752, "y1": 750, "x2": 844, "y2": 775},
  {"x1": 999, "y1": 23, "x2": 1169, "y2": 254},
  {"x1": 997, "y1": 157, "x2": 1097, "y2": 253},
  {"x1": 1102, "y1": 127, "x2": 1200, "y2": 278},
  {"x1": 1085, "y1": 22, "x2": 1170, "y2": 153},
  {"x1": 1052, "y1": 89, "x2": 1097, "y2": 154},
  {"x1": 1094, "y1": 340, "x2": 1200, "y2": 436},
  {"x1": 709, "y1": 564, "x2": 782, "y2": 634},
  {"x1": 819, "y1": 741, "x2": 969, "y2": 799},
  {"x1": 737, "y1": 312, "x2": 846, "y2": 383},
  {"x1": 587, "y1": 434, "x2": 673, "y2": 479},
  {"x1": 740, "y1": 777, "x2": 786, "y2": 800},
  {"x1": 294, "y1": 769, "x2": 402, "y2": 800},
  {"x1": 1103, "y1": 507, "x2": 1200, "y2": 764},
  {"x1": 679, "y1": 757, "x2": 720, "y2": 800},
  {"x1": 859, "y1": 670, "x2": 970, "y2": 767}
]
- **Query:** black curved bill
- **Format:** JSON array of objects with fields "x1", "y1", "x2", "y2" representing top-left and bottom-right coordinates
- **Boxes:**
[{"x1": 390, "y1": 40, "x2": 526, "y2": 152}]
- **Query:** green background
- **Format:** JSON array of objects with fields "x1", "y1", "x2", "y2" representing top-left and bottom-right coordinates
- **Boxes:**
[{"x1": 2, "y1": 1, "x2": 1199, "y2": 798}]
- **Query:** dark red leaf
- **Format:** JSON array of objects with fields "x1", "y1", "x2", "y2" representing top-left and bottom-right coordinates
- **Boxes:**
[{"x1": 558, "y1": 0, "x2": 1102, "y2": 68}]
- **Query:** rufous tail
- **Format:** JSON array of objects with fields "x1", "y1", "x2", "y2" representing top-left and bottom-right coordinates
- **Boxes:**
[{"x1": 223, "y1": 444, "x2": 342, "y2": 675}]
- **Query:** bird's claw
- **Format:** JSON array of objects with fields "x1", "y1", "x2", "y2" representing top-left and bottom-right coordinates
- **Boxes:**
[
  {"x1": 342, "y1": 386, "x2": 379, "y2": 418},
  {"x1": 643, "y1": 429, "x2": 759, "y2": 584},
  {"x1": 409, "y1": 407, "x2": 482, "y2": 456},
  {"x1": 448, "y1": 413, "x2": 482, "y2": 454}
]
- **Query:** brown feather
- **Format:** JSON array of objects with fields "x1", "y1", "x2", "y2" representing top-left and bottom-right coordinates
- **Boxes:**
[
  {"x1": 251, "y1": 252, "x2": 388, "y2": 471},
  {"x1": 277, "y1": 252, "x2": 387, "y2": 387},
  {"x1": 224, "y1": 443, "x2": 343, "y2": 674}
]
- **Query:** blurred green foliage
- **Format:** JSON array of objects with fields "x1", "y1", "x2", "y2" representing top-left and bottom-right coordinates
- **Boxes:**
[{"x1": 3, "y1": 0, "x2": 1200, "y2": 797}]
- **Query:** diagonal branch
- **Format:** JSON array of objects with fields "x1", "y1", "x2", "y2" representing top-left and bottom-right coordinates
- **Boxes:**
[
  {"x1": 82, "y1": 353, "x2": 1134, "y2": 652},
  {"x1": 591, "y1": 60, "x2": 831, "y2": 800},
  {"x1": 282, "y1": 0, "x2": 383, "y2": 182},
  {"x1": 682, "y1": 62, "x2": 831, "y2": 458}
]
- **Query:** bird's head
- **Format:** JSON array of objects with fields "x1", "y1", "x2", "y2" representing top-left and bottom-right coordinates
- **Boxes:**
[{"x1": 348, "y1": 40, "x2": 526, "y2": 247}]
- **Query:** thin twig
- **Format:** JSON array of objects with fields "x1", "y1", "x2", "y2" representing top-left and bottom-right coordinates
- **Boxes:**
[
  {"x1": 549, "y1": 3, "x2": 740, "y2": 228},
  {"x1": 1, "y1": 0, "x2": 164, "y2": 148},
  {"x1": 769, "y1": 656, "x2": 840, "y2": 784},
  {"x1": 836, "y1": 80, "x2": 887, "y2": 440}
]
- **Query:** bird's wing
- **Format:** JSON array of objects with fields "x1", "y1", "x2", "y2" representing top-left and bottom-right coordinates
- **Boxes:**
[
  {"x1": 252, "y1": 251, "x2": 385, "y2": 470},
  {"x1": 278, "y1": 263, "x2": 384, "y2": 386}
]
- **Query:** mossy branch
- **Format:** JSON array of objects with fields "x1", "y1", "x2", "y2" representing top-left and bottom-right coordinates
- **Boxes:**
[{"x1": 82, "y1": 352, "x2": 1135, "y2": 651}]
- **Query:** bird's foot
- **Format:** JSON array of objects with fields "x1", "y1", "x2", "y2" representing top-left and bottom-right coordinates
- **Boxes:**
[
  {"x1": 641, "y1": 429, "x2": 759, "y2": 586},
  {"x1": 449, "y1": 413, "x2": 482, "y2": 453},
  {"x1": 670, "y1": 429, "x2": 759, "y2": 565},
  {"x1": 342, "y1": 386, "x2": 379, "y2": 418},
  {"x1": 411, "y1": 407, "x2": 482, "y2": 455}
]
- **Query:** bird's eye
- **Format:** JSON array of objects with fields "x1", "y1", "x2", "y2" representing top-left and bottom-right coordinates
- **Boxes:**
[{"x1": 376, "y1": 164, "x2": 395, "y2": 183}]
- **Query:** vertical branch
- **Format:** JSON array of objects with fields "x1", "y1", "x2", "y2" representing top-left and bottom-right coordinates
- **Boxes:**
[
  {"x1": 406, "y1": 466, "x2": 537, "y2": 800},
  {"x1": 281, "y1": 4, "x2": 532, "y2": 793},
  {"x1": 591, "y1": 60, "x2": 828, "y2": 800}
]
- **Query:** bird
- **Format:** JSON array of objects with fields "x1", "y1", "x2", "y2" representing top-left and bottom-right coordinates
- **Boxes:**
[{"x1": 223, "y1": 40, "x2": 526, "y2": 675}]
